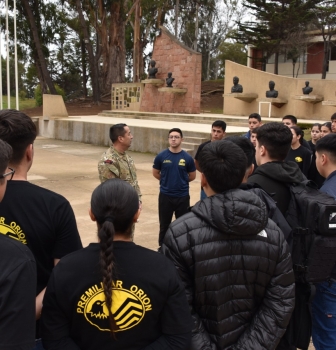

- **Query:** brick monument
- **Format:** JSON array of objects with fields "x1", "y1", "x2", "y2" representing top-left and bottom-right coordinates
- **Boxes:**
[{"x1": 140, "y1": 26, "x2": 202, "y2": 114}]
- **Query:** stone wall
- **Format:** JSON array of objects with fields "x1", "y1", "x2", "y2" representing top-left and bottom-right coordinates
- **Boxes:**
[
  {"x1": 140, "y1": 26, "x2": 202, "y2": 114},
  {"x1": 224, "y1": 60, "x2": 336, "y2": 120}
]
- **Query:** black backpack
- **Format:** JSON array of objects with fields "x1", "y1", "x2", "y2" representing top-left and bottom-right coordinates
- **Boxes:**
[{"x1": 285, "y1": 180, "x2": 336, "y2": 284}]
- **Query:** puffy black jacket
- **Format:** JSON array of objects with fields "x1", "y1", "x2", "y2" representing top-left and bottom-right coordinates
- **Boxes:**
[{"x1": 162, "y1": 189, "x2": 295, "y2": 350}]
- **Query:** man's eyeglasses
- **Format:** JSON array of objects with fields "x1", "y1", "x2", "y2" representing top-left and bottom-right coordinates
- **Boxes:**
[
  {"x1": 0, "y1": 168, "x2": 15, "y2": 181},
  {"x1": 168, "y1": 136, "x2": 181, "y2": 139}
]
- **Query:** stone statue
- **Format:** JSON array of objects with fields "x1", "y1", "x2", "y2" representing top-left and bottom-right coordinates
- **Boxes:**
[
  {"x1": 266, "y1": 80, "x2": 278, "y2": 98},
  {"x1": 231, "y1": 76, "x2": 243, "y2": 93},
  {"x1": 166, "y1": 72, "x2": 175, "y2": 88},
  {"x1": 148, "y1": 60, "x2": 158, "y2": 79},
  {"x1": 302, "y1": 81, "x2": 313, "y2": 95}
]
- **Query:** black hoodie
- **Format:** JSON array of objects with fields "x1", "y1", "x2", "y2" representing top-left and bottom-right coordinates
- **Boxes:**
[{"x1": 248, "y1": 161, "x2": 305, "y2": 216}]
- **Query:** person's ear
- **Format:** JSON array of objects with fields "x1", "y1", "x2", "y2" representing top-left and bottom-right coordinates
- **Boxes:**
[
  {"x1": 26, "y1": 144, "x2": 34, "y2": 162},
  {"x1": 248, "y1": 164, "x2": 254, "y2": 176},
  {"x1": 321, "y1": 153, "x2": 327, "y2": 166},
  {"x1": 89, "y1": 208, "x2": 96, "y2": 222},
  {"x1": 259, "y1": 144, "x2": 266, "y2": 157},
  {"x1": 200, "y1": 172, "x2": 208, "y2": 188}
]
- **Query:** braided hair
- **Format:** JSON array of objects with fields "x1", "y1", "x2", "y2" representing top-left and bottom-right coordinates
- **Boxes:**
[{"x1": 90, "y1": 179, "x2": 139, "y2": 335}]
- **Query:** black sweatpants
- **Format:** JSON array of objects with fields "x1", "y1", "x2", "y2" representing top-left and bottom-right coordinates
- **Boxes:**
[{"x1": 158, "y1": 192, "x2": 190, "y2": 246}]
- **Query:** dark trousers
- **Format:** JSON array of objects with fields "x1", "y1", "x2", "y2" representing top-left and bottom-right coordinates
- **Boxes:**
[{"x1": 158, "y1": 192, "x2": 190, "y2": 246}]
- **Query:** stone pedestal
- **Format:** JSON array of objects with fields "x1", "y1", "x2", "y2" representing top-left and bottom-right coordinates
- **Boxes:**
[
  {"x1": 224, "y1": 93, "x2": 258, "y2": 103},
  {"x1": 141, "y1": 79, "x2": 165, "y2": 87},
  {"x1": 158, "y1": 87, "x2": 187, "y2": 94},
  {"x1": 294, "y1": 95, "x2": 323, "y2": 104},
  {"x1": 322, "y1": 100, "x2": 336, "y2": 107}
]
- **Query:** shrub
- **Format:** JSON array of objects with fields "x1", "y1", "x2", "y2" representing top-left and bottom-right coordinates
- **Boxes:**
[{"x1": 34, "y1": 84, "x2": 66, "y2": 106}]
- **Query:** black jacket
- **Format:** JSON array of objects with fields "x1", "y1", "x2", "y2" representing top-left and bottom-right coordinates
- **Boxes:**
[
  {"x1": 240, "y1": 183, "x2": 292, "y2": 240},
  {"x1": 248, "y1": 161, "x2": 305, "y2": 216},
  {"x1": 162, "y1": 189, "x2": 295, "y2": 350}
]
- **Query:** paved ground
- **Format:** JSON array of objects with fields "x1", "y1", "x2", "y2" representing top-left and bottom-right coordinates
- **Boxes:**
[
  {"x1": 29, "y1": 136, "x2": 202, "y2": 249},
  {"x1": 29, "y1": 136, "x2": 315, "y2": 350}
]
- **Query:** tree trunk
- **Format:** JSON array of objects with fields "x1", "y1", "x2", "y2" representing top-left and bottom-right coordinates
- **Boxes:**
[
  {"x1": 80, "y1": 39, "x2": 88, "y2": 97},
  {"x1": 75, "y1": 0, "x2": 100, "y2": 102},
  {"x1": 193, "y1": 1, "x2": 199, "y2": 51},
  {"x1": 322, "y1": 39, "x2": 329, "y2": 79},
  {"x1": 274, "y1": 51, "x2": 279, "y2": 75},
  {"x1": 21, "y1": 0, "x2": 57, "y2": 94},
  {"x1": 175, "y1": 0, "x2": 179, "y2": 36},
  {"x1": 100, "y1": 2, "x2": 126, "y2": 93},
  {"x1": 133, "y1": 0, "x2": 141, "y2": 82}
]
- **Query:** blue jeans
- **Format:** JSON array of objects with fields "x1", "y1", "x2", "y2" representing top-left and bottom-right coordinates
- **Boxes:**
[
  {"x1": 200, "y1": 189, "x2": 207, "y2": 200},
  {"x1": 312, "y1": 280, "x2": 336, "y2": 350}
]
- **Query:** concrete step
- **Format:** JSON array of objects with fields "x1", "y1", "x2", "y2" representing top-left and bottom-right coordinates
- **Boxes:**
[
  {"x1": 98, "y1": 111, "x2": 249, "y2": 127},
  {"x1": 183, "y1": 136, "x2": 207, "y2": 143},
  {"x1": 182, "y1": 148, "x2": 195, "y2": 157}
]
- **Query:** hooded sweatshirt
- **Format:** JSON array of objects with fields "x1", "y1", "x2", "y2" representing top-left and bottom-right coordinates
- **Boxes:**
[{"x1": 248, "y1": 161, "x2": 305, "y2": 216}]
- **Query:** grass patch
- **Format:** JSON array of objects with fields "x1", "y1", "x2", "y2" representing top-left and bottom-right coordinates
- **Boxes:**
[{"x1": 0, "y1": 96, "x2": 35, "y2": 110}]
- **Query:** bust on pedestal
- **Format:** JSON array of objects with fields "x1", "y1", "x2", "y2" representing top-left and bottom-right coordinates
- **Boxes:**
[
  {"x1": 166, "y1": 72, "x2": 175, "y2": 88},
  {"x1": 266, "y1": 80, "x2": 278, "y2": 98},
  {"x1": 302, "y1": 81, "x2": 313, "y2": 95},
  {"x1": 148, "y1": 60, "x2": 158, "y2": 79},
  {"x1": 231, "y1": 76, "x2": 243, "y2": 93}
]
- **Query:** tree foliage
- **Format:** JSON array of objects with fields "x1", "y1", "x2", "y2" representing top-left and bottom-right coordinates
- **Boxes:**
[{"x1": 236, "y1": 0, "x2": 322, "y2": 74}]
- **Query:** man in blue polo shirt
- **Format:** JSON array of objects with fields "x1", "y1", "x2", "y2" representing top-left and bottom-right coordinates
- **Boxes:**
[
  {"x1": 312, "y1": 133, "x2": 336, "y2": 350},
  {"x1": 153, "y1": 128, "x2": 196, "y2": 247}
]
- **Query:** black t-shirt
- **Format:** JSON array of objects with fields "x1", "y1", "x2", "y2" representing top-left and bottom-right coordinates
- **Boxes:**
[
  {"x1": 307, "y1": 140, "x2": 325, "y2": 188},
  {"x1": 0, "y1": 181, "x2": 82, "y2": 295},
  {"x1": 41, "y1": 242, "x2": 192, "y2": 350},
  {"x1": 0, "y1": 235, "x2": 36, "y2": 350},
  {"x1": 285, "y1": 146, "x2": 312, "y2": 177}
]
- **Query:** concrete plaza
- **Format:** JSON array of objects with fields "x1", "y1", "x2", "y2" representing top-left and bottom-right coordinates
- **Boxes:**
[{"x1": 29, "y1": 134, "x2": 315, "y2": 350}]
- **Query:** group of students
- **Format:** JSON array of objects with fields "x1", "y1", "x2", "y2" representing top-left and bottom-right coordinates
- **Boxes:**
[
  {"x1": 246, "y1": 113, "x2": 335, "y2": 187},
  {"x1": 1, "y1": 108, "x2": 336, "y2": 350}
]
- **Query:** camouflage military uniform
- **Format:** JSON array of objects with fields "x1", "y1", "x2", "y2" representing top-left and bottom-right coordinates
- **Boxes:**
[{"x1": 98, "y1": 146, "x2": 142, "y2": 201}]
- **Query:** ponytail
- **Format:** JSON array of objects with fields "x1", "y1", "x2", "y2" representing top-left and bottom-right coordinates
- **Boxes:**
[{"x1": 98, "y1": 219, "x2": 118, "y2": 336}]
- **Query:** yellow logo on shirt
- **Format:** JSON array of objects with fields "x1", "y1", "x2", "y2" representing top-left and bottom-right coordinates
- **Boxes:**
[
  {"x1": 178, "y1": 159, "x2": 186, "y2": 166},
  {"x1": 77, "y1": 280, "x2": 152, "y2": 332},
  {"x1": 163, "y1": 160, "x2": 172, "y2": 163},
  {"x1": 0, "y1": 217, "x2": 27, "y2": 244},
  {"x1": 295, "y1": 157, "x2": 303, "y2": 163}
]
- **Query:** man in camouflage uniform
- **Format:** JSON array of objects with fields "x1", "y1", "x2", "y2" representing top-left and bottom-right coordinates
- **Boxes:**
[{"x1": 98, "y1": 123, "x2": 142, "y2": 202}]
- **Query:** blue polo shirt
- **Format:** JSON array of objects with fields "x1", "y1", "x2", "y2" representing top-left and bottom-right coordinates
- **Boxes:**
[{"x1": 153, "y1": 149, "x2": 196, "y2": 197}]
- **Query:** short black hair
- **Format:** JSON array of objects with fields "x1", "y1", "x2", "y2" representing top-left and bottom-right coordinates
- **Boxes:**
[
  {"x1": 0, "y1": 109, "x2": 37, "y2": 165},
  {"x1": 110, "y1": 123, "x2": 127, "y2": 143},
  {"x1": 198, "y1": 140, "x2": 246, "y2": 193},
  {"x1": 0, "y1": 139, "x2": 12, "y2": 174},
  {"x1": 212, "y1": 120, "x2": 226, "y2": 132},
  {"x1": 331, "y1": 113, "x2": 336, "y2": 121},
  {"x1": 256, "y1": 122, "x2": 292, "y2": 161},
  {"x1": 282, "y1": 115, "x2": 297, "y2": 125},
  {"x1": 224, "y1": 136, "x2": 255, "y2": 168},
  {"x1": 248, "y1": 113, "x2": 261, "y2": 122},
  {"x1": 168, "y1": 128, "x2": 183, "y2": 138},
  {"x1": 316, "y1": 133, "x2": 336, "y2": 164}
]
